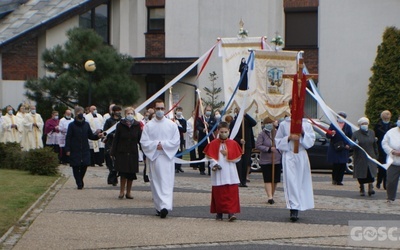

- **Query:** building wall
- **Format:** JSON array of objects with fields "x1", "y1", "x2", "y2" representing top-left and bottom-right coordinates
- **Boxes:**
[{"x1": 319, "y1": 0, "x2": 400, "y2": 123}]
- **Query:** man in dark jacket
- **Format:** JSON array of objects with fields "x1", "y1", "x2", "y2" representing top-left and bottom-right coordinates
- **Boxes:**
[
  {"x1": 196, "y1": 105, "x2": 216, "y2": 175},
  {"x1": 65, "y1": 106, "x2": 104, "y2": 189},
  {"x1": 103, "y1": 105, "x2": 122, "y2": 186},
  {"x1": 230, "y1": 110, "x2": 257, "y2": 187}
]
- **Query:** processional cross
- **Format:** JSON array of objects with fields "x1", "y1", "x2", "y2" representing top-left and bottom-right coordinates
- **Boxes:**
[{"x1": 282, "y1": 56, "x2": 318, "y2": 153}]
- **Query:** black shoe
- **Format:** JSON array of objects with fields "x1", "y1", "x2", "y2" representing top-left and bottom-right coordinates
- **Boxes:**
[
  {"x1": 156, "y1": 210, "x2": 160, "y2": 216},
  {"x1": 239, "y1": 184, "x2": 248, "y2": 187},
  {"x1": 178, "y1": 168, "x2": 184, "y2": 173},
  {"x1": 376, "y1": 183, "x2": 381, "y2": 189},
  {"x1": 125, "y1": 194, "x2": 133, "y2": 199},
  {"x1": 118, "y1": 194, "x2": 124, "y2": 199},
  {"x1": 216, "y1": 213, "x2": 223, "y2": 221},
  {"x1": 228, "y1": 214, "x2": 237, "y2": 222},
  {"x1": 290, "y1": 209, "x2": 299, "y2": 222},
  {"x1": 200, "y1": 171, "x2": 206, "y2": 175},
  {"x1": 160, "y1": 208, "x2": 168, "y2": 219},
  {"x1": 332, "y1": 180, "x2": 337, "y2": 185},
  {"x1": 336, "y1": 182, "x2": 343, "y2": 186},
  {"x1": 175, "y1": 169, "x2": 179, "y2": 173},
  {"x1": 267, "y1": 199, "x2": 275, "y2": 205}
]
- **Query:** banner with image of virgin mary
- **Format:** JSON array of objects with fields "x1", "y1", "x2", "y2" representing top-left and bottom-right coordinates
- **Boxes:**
[{"x1": 219, "y1": 37, "x2": 298, "y2": 119}]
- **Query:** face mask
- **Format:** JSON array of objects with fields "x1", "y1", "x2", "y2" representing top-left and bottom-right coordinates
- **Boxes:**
[
  {"x1": 176, "y1": 112, "x2": 182, "y2": 117},
  {"x1": 156, "y1": 110, "x2": 164, "y2": 118},
  {"x1": 65, "y1": 116, "x2": 71, "y2": 119},
  {"x1": 92, "y1": 110, "x2": 97, "y2": 115},
  {"x1": 114, "y1": 112, "x2": 121, "y2": 118},
  {"x1": 337, "y1": 118, "x2": 344, "y2": 123},
  {"x1": 144, "y1": 116, "x2": 149, "y2": 120},
  {"x1": 54, "y1": 116, "x2": 59, "y2": 120},
  {"x1": 8, "y1": 110, "x2": 13, "y2": 115},
  {"x1": 219, "y1": 132, "x2": 229, "y2": 140},
  {"x1": 126, "y1": 114, "x2": 134, "y2": 121},
  {"x1": 360, "y1": 125, "x2": 368, "y2": 131},
  {"x1": 31, "y1": 110, "x2": 36, "y2": 114},
  {"x1": 215, "y1": 114, "x2": 221, "y2": 119},
  {"x1": 77, "y1": 113, "x2": 84, "y2": 120},
  {"x1": 264, "y1": 123, "x2": 273, "y2": 131},
  {"x1": 396, "y1": 120, "x2": 400, "y2": 128},
  {"x1": 205, "y1": 111, "x2": 211, "y2": 116},
  {"x1": 383, "y1": 120, "x2": 390, "y2": 124}
]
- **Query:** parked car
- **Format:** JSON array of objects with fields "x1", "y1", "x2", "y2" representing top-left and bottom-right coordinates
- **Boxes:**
[{"x1": 250, "y1": 120, "x2": 354, "y2": 174}]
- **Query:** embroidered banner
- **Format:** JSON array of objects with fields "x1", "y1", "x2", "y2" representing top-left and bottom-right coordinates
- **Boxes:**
[{"x1": 219, "y1": 37, "x2": 298, "y2": 119}]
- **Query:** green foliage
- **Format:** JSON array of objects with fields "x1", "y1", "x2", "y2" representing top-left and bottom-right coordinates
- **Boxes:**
[
  {"x1": 365, "y1": 26, "x2": 400, "y2": 125},
  {"x1": 201, "y1": 72, "x2": 225, "y2": 112},
  {"x1": 0, "y1": 142, "x2": 25, "y2": 170},
  {"x1": 25, "y1": 27, "x2": 140, "y2": 113},
  {"x1": 24, "y1": 147, "x2": 59, "y2": 176}
]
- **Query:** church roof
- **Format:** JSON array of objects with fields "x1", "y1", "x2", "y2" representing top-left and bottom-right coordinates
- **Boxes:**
[{"x1": 0, "y1": 0, "x2": 106, "y2": 51}]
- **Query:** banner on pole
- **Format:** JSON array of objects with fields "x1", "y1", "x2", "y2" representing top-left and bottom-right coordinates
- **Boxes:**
[{"x1": 219, "y1": 37, "x2": 298, "y2": 119}]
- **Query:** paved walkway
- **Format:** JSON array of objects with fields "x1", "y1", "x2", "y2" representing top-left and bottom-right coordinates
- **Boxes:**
[{"x1": 1, "y1": 164, "x2": 399, "y2": 249}]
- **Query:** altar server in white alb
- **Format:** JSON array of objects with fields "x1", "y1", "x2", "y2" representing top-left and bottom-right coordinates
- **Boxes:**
[
  {"x1": 21, "y1": 105, "x2": 44, "y2": 151},
  {"x1": 275, "y1": 100, "x2": 315, "y2": 222},
  {"x1": 140, "y1": 99, "x2": 180, "y2": 219}
]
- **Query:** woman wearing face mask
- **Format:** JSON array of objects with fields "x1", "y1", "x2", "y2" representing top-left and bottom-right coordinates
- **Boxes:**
[
  {"x1": 351, "y1": 117, "x2": 378, "y2": 196},
  {"x1": 110, "y1": 107, "x2": 142, "y2": 199},
  {"x1": 256, "y1": 117, "x2": 282, "y2": 204},
  {"x1": 326, "y1": 111, "x2": 353, "y2": 186}
]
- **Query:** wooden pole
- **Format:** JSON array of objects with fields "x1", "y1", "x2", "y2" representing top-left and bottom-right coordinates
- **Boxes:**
[{"x1": 271, "y1": 125, "x2": 276, "y2": 194}]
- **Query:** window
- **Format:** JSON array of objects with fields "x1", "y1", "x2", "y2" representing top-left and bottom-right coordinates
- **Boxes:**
[
  {"x1": 79, "y1": 2, "x2": 110, "y2": 44},
  {"x1": 285, "y1": 8, "x2": 318, "y2": 48},
  {"x1": 147, "y1": 7, "x2": 165, "y2": 32}
]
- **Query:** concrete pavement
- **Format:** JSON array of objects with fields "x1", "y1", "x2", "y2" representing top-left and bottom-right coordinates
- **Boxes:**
[{"x1": 1, "y1": 164, "x2": 399, "y2": 249}]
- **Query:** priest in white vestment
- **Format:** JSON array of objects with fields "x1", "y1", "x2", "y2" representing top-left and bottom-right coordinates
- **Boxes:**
[
  {"x1": 275, "y1": 116, "x2": 315, "y2": 222},
  {"x1": 21, "y1": 106, "x2": 44, "y2": 151},
  {"x1": 86, "y1": 106, "x2": 105, "y2": 166},
  {"x1": 1, "y1": 106, "x2": 22, "y2": 143},
  {"x1": 140, "y1": 100, "x2": 180, "y2": 219}
]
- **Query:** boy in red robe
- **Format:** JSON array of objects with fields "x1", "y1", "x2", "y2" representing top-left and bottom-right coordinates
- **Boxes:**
[{"x1": 203, "y1": 121, "x2": 242, "y2": 221}]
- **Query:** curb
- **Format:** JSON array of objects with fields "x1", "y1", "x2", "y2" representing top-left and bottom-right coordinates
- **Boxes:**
[{"x1": 0, "y1": 176, "x2": 65, "y2": 248}]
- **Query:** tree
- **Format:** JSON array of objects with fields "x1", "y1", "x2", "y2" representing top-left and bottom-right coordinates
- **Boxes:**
[
  {"x1": 365, "y1": 26, "x2": 400, "y2": 125},
  {"x1": 25, "y1": 27, "x2": 140, "y2": 114},
  {"x1": 201, "y1": 71, "x2": 225, "y2": 112}
]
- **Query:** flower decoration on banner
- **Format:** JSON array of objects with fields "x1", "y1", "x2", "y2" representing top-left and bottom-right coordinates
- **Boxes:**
[
  {"x1": 237, "y1": 18, "x2": 248, "y2": 39},
  {"x1": 271, "y1": 34, "x2": 284, "y2": 51}
]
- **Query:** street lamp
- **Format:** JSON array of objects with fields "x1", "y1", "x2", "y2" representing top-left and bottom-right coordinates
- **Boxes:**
[{"x1": 84, "y1": 60, "x2": 96, "y2": 106}]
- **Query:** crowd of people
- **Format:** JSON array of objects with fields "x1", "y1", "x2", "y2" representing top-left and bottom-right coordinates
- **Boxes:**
[{"x1": 1, "y1": 101, "x2": 399, "y2": 222}]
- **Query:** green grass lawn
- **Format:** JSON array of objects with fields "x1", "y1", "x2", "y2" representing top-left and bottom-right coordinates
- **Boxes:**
[{"x1": 0, "y1": 169, "x2": 58, "y2": 237}]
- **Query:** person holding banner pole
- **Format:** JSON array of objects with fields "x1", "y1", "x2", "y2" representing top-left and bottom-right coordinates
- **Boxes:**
[
  {"x1": 196, "y1": 105, "x2": 216, "y2": 175},
  {"x1": 275, "y1": 100, "x2": 315, "y2": 222},
  {"x1": 230, "y1": 109, "x2": 257, "y2": 187},
  {"x1": 256, "y1": 117, "x2": 282, "y2": 204}
]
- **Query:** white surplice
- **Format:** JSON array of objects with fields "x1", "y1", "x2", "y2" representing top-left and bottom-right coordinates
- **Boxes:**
[
  {"x1": 275, "y1": 117, "x2": 315, "y2": 211},
  {"x1": 58, "y1": 117, "x2": 74, "y2": 147},
  {"x1": 140, "y1": 117, "x2": 180, "y2": 211},
  {"x1": 21, "y1": 113, "x2": 44, "y2": 151},
  {"x1": 85, "y1": 113, "x2": 104, "y2": 151},
  {"x1": 209, "y1": 143, "x2": 241, "y2": 186}
]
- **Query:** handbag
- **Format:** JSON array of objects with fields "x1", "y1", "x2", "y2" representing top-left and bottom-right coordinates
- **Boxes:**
[{"x1": 333, "y1": 141, "x2": 345, "y2": 152}]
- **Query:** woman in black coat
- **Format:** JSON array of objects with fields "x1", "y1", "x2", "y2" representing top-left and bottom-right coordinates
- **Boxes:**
[
  {"x1": 111, "y1": 107, "x2": 142, "y2": 199},
  {"x1": 65, "y1": 106, "x2": 103, "y2": 189}
]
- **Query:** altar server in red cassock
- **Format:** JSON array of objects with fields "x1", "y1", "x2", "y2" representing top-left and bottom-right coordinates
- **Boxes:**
[{"x1": 203, "y1": 121, "x2": 242, "y2": 222}]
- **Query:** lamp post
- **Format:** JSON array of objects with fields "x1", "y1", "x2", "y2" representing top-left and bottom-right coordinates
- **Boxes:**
[{"x1": 84, "y1": 60, "x2": 96, "y2": 106}]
